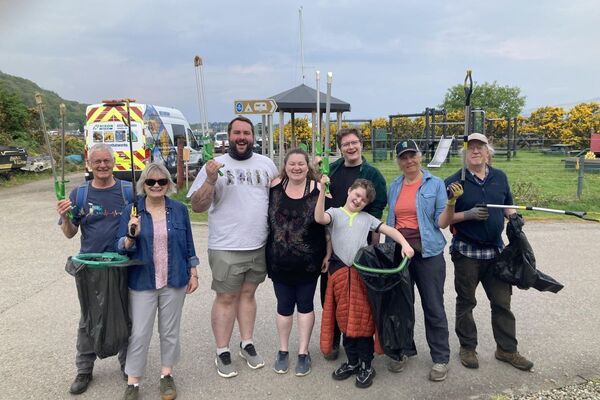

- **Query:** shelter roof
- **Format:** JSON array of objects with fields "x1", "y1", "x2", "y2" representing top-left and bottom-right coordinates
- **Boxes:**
[{"x1": 269, "y1": 84, "x2": 351, "y2": 113}]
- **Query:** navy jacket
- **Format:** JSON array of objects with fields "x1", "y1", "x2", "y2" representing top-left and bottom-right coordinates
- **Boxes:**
[
  {"x1": 445, "y1": 166, "x2": 513, "y2": 248},
  {"x1": 117, "y1": 196, "x2": 199, "y2": 291}
]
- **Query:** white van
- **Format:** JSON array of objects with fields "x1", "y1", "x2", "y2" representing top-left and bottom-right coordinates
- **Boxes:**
[{"x1": 84, "y1": 100, "x2": 202, "y2": 180}]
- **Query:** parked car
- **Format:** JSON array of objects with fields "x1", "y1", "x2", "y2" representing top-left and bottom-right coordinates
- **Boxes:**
[{"x1": 213, "y1": 131, "x2": 229, "y2": 154}]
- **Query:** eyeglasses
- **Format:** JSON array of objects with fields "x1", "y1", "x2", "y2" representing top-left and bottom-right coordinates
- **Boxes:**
[
  {"x1": 145, "y1": 178, "x2": 169, "y2": 186},
  {"x1": 92, "y1": 159, "x2": 113, "y2": 165},
  {"x1": 340, "y1": 140, "x2": 360, "y2": 149}
]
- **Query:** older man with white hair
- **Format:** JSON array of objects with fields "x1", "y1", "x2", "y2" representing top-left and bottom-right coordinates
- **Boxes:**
[{"x1": 444, "y1": 133, "x2": 534, "y2": 372}]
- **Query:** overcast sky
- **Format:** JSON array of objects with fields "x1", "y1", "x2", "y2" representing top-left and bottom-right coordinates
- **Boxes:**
[{"x1": 1, "y1": 0, "x2": 599, "y2": 124}]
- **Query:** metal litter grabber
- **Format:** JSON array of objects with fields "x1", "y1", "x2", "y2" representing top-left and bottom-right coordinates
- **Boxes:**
[
  {"x1": 461, "y1": 70, "x2": 473, "y2": 184},
  {"x1": 35, "y1": 93, "x2": 71, "y2": 219},
  {"x1": 482, "y1": 204, "x2": 599, "y2": 222},
  {"x1": 194, "y1": 55, "x2": 222, "y2": 176}
]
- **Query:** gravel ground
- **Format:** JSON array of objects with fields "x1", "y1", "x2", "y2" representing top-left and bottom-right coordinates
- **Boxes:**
[{"x1": 510, "y1": 380, "x2": 600, "y2": 399}]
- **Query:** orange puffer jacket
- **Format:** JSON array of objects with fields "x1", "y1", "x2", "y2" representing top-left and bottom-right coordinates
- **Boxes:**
[{"x1": 320, "y1": 265, "x2": 383, "y2": 355}]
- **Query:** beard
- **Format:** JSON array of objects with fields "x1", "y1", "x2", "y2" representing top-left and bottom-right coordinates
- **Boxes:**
[{"x1": 229, "y1": 137, "x2": 254, "y2": 160}]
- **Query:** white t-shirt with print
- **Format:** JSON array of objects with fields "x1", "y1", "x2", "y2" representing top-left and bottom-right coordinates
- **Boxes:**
[{"x1": 187, "y1": 153, "x2": 278, "y2": 250}]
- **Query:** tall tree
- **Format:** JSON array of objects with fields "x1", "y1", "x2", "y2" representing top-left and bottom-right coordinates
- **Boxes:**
[{"x1": 441, "y1": 81, "x2": 526, "y2": 117}]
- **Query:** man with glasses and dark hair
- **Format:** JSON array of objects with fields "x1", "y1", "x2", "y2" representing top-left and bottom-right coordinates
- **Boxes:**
[
  {"x1": 317, "y1": 127, "x2": 387, "y2": 360},
  {"x1": 56, "y1": 143, "x2": 134, "y2": 395},
  {"x1": 188, "y1": 116, "x2": 278, "y2": 378}
]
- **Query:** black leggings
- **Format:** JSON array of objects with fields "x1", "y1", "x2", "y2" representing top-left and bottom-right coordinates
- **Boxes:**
[{"x1": 273, "y1": 280, "x2": 318, "y2": 316}]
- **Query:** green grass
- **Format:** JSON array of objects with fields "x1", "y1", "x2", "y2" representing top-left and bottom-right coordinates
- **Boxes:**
[{"x1": 368, "y1": 149, "x2": 600, "y2": 221}]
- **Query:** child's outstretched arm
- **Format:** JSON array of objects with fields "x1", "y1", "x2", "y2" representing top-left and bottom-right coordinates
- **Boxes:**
[
  {"x1": 378, "y1": 224, "x2": 415, "y2": 259},
  {"x1": 314, "y1": 175, "x2": 332, "y2": 225}
]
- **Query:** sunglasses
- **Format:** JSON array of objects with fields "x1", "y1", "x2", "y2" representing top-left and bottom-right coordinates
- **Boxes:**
[{"x1": 145, "y1": 178, "x2": 169, "y2": 186}]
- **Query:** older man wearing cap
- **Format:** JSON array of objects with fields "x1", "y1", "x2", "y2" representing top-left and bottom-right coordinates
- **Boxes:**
[
  {"x1": 385, "y1": 139, "x2": 461, "y2": 381},
  {"x1": 444, "y1": 133, "x2": 534, "y2": 372}
]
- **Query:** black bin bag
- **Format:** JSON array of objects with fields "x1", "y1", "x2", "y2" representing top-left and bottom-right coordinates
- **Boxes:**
[
  {"x1": 353, "y1": 242, "x2": 417, "y2": 360},
  {"x1": 65, "y1": 253, "x2": 135, "y2": 359},
  {"x1": 495, "y1": 214, "x2": 564, "y2": 293}
]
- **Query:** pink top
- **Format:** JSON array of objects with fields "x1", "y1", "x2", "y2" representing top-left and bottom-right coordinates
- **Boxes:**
[{"x1": 153, "y1": 218, "x2": 168, "y2": 289}]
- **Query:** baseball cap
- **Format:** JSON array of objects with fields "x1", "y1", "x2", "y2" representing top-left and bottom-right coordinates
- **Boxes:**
[
  {"x1": 395, "y1": 139, "x2": 420, "y2": 157},
  {"x1": 467, "y1": 133, "x2": 488, "y2": 144}
]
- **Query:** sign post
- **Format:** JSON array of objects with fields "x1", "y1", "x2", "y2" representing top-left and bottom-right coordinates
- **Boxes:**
[
  {"x1": 233, "y1": 99, "x2": 277, "y2": 115},
  {"x1": 233, "y1": 99, "x2": 278, "y2": 159}
]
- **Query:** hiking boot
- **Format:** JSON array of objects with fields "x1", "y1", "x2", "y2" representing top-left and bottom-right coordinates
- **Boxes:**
[
  {"x1": 239, "y1": 342, "x2": 265, "y2": 369},
  {"x1": 331, "y1": 362, "x2": 359, "y2": 380},
  {"x1": 295, "y1": 353, "x2": 312, "y2": 377},
  {"x1": 159, "y1": 375, "x2": 177, "y2": 400},
  {"x1": 387, "y1": 354, "x2": 408, "y2": 373},
  {"x1": 215, "y1": 351, "x2": 238, "y2": 378},
  {"x1": 355, "y1": 362, "x2": 376, "y2": 389},
  {"x1": 323, "y1": 343, "x2": 340, "y2": 361},
  {"x1": 122, "y1": 384, "x2": 139, "y2": 400},
  {"x1": 429, "y1": 363, "x2": 448, "y2": 382},
  {"x1": 459, "y1": 347, "x2": 479, "y2": 369},
  {"x1": 495, "y1": 348, "x2": 534, "y2": 371},
  {"x1": 69, "y1": 373, "x2": 92, "y2": 395},
  {"x1": 272, "y1": 351, "x2": 289, "y2": 374}
]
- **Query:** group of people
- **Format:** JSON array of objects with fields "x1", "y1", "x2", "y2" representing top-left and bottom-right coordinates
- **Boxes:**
[{"x1": 57, "y1": 117, "x2": 533, "y2": 399}]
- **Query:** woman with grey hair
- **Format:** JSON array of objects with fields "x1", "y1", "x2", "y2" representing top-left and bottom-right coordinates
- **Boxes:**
[{"x1": 117, "y1": 162, "x2": 199, "y2": 400}]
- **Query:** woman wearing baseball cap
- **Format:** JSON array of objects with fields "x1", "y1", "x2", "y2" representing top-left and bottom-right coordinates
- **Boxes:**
[{"x1": 384, "y1": 139, "x2": 462, "y2": 382}]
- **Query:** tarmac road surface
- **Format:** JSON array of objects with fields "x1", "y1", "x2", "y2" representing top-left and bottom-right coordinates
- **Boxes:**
[{"x1": 0, "y1": 175, "x2": 599, "y2": 399}]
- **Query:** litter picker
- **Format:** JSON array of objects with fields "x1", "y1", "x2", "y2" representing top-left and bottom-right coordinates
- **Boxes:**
[
  {"x1": 461, "y1": 70, "x2": 473, "y2": 183},
  {"x1": 35, "y1": 93, "x2": 71, "y2": 219},
  {"x1": 194, "y1": 55, "x2": 222, "y2": 176},
  {"x1": 483, "y1": 204, "x2": 599, "y2": 222},
  {"x1": 120, "y1": 98, "x2": 139, "y2": 235}
]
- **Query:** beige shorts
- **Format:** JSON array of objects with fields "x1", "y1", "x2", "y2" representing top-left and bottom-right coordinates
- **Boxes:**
[{"x1": 208, "y1": 246, "x2": 267, "y2": 293}]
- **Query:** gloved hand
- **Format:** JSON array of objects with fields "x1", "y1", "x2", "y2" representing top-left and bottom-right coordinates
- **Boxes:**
[
  {"x1": 463, "y1": 206, "x2": 489, "y2": 221},
  {"x1": 446, "y1": 182, "x2": 464, "y2": 206}
]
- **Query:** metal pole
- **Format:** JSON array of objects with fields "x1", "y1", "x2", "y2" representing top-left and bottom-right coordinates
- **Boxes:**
[
  {"x1": 577, "y1": 155, "x2": 585, "y2": 199},
  {"x1": 261, "y1": 115, "x2": 266, "y2": 155},
  {"x1": 60, "y1": 103, "x2": 66, "y2": 184},
  {"x1": 269, "y1": 114, "x2": 274, "y2": 159},
  {"x1": 506, "y1": 117, "x2": 511, "y2": 161},
  {"x1": 35, "y1": 93, "x2": 57, "y2": 179},
  {"x1": 462, "y1": 70, "x2": 473, "y2": 183},
  {"x1": 325, "y1": 72, "x2": 332, "y2": 155},
  {"x1": 316, "y1": 70, "x2": 320, "y2": 156},
  {"x1": 279, "y1": 110, "x2": 284, "y2": 166}
]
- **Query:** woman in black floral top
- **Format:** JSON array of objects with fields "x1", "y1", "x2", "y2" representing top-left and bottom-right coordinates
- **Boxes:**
[{"x1": 266, "y1": 148, "x2": 329, "y2": 377}]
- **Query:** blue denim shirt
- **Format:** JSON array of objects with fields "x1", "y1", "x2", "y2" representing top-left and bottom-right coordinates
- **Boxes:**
[
  {"x1": 386, "y1": 169, "x2": 448, "y2": 258},
  {"x1": 117, "y1": 196, "x2": 199, "y2": 291}
]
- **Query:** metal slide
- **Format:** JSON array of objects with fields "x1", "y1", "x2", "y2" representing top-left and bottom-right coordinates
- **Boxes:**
[{"x1": 427, "y1": 136, "x2": 454, "y2": 168}]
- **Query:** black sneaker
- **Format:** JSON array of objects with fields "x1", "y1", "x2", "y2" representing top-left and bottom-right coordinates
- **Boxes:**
[
  {"x1": 355, "y1": 363, "x2": 376, "y2": 389},
  {"x1": 69, "y1": 373, "x2": 92, "y2": 395},
  {"x1": 331, "y1": 362, "x2": 359, "y2": 380}
]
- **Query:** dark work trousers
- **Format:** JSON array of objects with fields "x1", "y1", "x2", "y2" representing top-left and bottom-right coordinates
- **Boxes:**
[
  {"x1": 320, "y1": 272, "x2": 341, "y2": 348},
  {"x1": 343, "y1": 335, "x2": 374, "y2": 368},
  {"x1": 451, "y1": 251, "x2": 517, "y2": 353},
  {"x1": 76, "y1": 314, "x2": 127, "y2": 374},
  {"x1": 409, "y1": 252, "x2": 450, "y2": 364}
]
